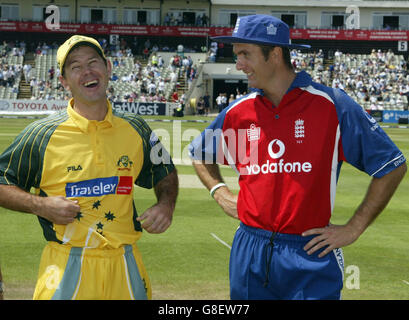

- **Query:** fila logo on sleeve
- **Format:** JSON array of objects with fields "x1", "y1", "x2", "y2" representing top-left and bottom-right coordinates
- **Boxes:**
[{"x1": 245, "y1": 139, "x2": 312, "y2": 175}]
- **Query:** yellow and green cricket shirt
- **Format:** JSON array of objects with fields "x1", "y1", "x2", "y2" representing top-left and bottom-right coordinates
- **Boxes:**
[{"x1": 0, "y1": 99, "x2": 175, "y2": 249}]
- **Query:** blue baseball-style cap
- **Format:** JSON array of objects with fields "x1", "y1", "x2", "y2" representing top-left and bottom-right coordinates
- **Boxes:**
[{"x1": 212, "y1": 14, "x2": 310, "y2": 49}]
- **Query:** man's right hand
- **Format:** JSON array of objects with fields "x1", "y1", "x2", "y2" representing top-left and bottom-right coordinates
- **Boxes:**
[
  {"x1": 0, "y1": 185, "x2": 80, "y2": 225},
  {"x1": 33, "y1": 196, "x2": 81, "y2": 225},
  {"x1": 191, "y1": 160, "x2": 239, "y2": 220}
]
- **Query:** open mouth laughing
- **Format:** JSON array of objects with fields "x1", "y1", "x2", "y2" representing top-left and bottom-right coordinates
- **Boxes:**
[{"x1": 83, "y1": 79, "x2": 99, "y2": 88}]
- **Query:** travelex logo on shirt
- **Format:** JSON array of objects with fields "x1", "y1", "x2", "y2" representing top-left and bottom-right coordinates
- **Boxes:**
[
  {"x1": 245, "y1": 139, "x2": 312, "y2": 175},
  {"x1": 65, "y1": 176, "x2": 133, "y2": 197}
]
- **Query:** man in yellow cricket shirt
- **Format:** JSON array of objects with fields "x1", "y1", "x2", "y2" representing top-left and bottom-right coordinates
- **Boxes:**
[{"x1": 0, "y1": 35, "x2": 178, "y2": 300}]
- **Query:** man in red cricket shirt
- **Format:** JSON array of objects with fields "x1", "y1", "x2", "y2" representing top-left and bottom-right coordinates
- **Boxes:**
[{"x1": 189, "y1": 15, "x2": 406, "y2": 300}]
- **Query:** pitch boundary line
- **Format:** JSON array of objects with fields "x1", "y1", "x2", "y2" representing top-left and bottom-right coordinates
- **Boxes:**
[{"x1": 210, "y1": 233, "x2": 231, "y2": 250}]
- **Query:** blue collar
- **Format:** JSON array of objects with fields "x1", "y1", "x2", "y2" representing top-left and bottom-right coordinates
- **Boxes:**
[{"x1": 286, "y1": 70, "x2": 312, "y2": 93}]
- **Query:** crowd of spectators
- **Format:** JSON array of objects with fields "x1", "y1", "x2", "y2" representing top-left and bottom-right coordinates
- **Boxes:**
[
  {"x1": 0, "y1": 64, "x2": 21, "y2": 88},
  {"x1": 1, "y1": 39, "x2": 409, "y2": 112},
  {"x1": 290, "y1": 48, "x2": 409, "y2": 110},
  {"x1": 0, "y1": 41, "x2": 25, "y2": 99},
  {"x1": 107, "y1": 56, "x2": 167, "y2": 103},
  {"x1": 331, "y1": 49, "x2": 408, "y2": 110},
  {"x1": 105, "y1": 50, "x2": 198, "y2": 104},
  {"x1": 34, "y1": 42, "x2": 58, "y2": 55},
  {"x1": 291, "y1": 48, "x2": 329, "y2": 84},
  {"x1": 1, "y1": 42, "x2": 24, "y2": 87}
]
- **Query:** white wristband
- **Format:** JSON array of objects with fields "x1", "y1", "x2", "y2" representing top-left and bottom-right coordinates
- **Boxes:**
[{"x1": 210, "y1": 183, "x2": 227, "y2": 198}]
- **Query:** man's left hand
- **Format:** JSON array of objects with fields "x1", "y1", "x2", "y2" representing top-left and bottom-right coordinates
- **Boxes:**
[
  {"x1": 137, "y1": 203, "x2": 173, "y2": 234},
  {"x1": 302, "y1": 224, "x2": 360, "y2": 258}
]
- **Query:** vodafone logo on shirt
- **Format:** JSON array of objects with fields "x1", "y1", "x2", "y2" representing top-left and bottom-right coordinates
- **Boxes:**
[
  {"x1": 244, "y1": 139, "x2": 312, "y2": 175},
  {"x1": 268, "y1": 139, "x2": 285, "y2": 159}
]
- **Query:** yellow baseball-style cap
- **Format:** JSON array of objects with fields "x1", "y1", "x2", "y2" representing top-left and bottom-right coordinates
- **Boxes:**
[{"x1": 57, "y1": 35, "x2": 107, "y2": 75}]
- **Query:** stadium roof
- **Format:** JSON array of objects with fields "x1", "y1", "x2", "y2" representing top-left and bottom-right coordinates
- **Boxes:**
[{"x1": 211, "y1": 0, "x2": 409, "y2": 8}]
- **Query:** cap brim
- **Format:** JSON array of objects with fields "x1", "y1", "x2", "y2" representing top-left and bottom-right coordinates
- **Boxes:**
[{"x1": 211, "y1": 36, "x2": 311, "y2": 49}]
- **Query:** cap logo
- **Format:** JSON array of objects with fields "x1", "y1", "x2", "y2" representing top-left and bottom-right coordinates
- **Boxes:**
[
  {"x1": 67, "y1": 35, "x2": 84, "y2": 46},
  {"x1": 266, "y1": 23, "x2": 277, "y2": 35},
  {"x1": 233, "y1": 18, "x2": 241, "y2": 34}
]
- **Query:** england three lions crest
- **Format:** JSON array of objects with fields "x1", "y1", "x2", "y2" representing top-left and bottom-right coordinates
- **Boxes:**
[{"x1": 295, "y1": 119, "x2": 305, "y2": 139}]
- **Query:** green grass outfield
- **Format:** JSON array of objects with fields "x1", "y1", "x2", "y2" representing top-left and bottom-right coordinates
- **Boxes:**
[{"x1": 0, "y1": 116, "x2": 408, "y2": 300}]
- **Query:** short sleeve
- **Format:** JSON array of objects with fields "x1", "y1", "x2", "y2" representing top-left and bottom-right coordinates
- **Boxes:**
[
  {"x1": 333, "y1": 89, "x2": 406, "y2": 178},
  {"x1": 0, "y1": 122, "x2": 43, "y2": 191},
  {"x1": 188, "y1": 109, "x2": 229, "y2": 165}
]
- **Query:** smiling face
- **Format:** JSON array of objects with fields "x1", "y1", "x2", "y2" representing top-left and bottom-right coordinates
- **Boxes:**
[
  {"x1": 60, "y1": 45, "x2": 111, "y2": 106},
  {"x1": 233, "y1": 43, "x2": 275, "y2": 90}
]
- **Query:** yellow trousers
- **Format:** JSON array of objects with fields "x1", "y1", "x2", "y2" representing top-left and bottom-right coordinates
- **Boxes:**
[{"x1": 33, "y1": 242, "x2": 151, "y2": 300}]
